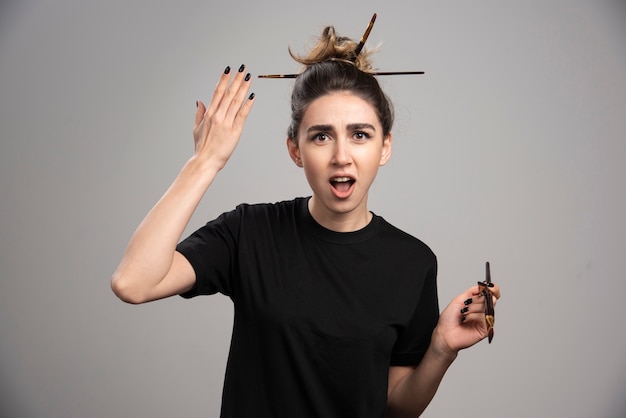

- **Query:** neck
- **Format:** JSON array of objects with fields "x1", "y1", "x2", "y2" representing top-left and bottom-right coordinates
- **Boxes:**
[{"x1": 307, "y1": 197, "x2": 372, "y2": 232}]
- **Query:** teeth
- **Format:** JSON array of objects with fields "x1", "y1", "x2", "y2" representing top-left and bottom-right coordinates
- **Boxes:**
[{"x1": 332, "y1": 177, "x2": 351, "y2": 182}]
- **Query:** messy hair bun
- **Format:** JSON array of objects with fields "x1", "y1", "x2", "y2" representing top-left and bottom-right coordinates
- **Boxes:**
[
  {"x1": 287, "y1": 26, "x2": 393, "y2": 141},
  {"x1": 289, "y1": 26, "x2": 375, "y2": 73}
]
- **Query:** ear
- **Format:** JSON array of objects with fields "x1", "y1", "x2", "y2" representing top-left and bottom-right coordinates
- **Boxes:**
[
  {"x1": 286, "y1": 137, "x2": 303, "y2": 167},
  {"x1": 379, "y1": 133, "x2": 392, "y2": 166}
]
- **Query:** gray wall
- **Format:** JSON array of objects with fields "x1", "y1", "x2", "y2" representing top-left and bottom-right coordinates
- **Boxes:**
[{"x1": 1, "y1": 1, "x2": 625, "y2": 417}]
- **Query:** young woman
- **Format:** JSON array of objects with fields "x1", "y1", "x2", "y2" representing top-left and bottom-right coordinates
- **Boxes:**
[{"x1": 112, "y1": 24, "x2": 500, "y2": 418}]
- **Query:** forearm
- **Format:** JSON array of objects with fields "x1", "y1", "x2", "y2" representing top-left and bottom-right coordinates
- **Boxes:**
[
  {"x1": 111, "y1": 156, "x2": 218, "y2": 302},
  {"x1": 386, "y1": 333, "x2": 457, "y2": 417}
]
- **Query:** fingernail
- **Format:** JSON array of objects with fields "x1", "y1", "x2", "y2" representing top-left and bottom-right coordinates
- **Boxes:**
[
  {"x1": 195, "y1": 100, "x2": 198, "y2": 108},
  {"x1": 248, "y1": 92, "x2": 255, "y2": 100},
  {"x1": 238, "y1": 64, "x2": 245, "y2": 72},
  {"x1": 460, "y1": 307, "x2": 469, "y2": 314},
  {"x1": 224, "y1": 66, "x2": 231, "y2": 75},
  {"x1": 245, "y1": 73, "x2": 251, "y2": 81},
  {"x1": 461, "y1": 316, "x2": 466, "y2": 323},
  {"x1": 464, "y1": 298, "x2": 473, "y2": 306}
]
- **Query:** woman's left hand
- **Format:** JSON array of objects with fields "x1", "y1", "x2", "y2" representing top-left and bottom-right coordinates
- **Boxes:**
[{"x1": 431, "y1": 284, "x2": 501, "y2": 357}]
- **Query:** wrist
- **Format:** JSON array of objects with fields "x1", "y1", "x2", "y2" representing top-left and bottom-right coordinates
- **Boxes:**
[
  {"x1": 169, "y1": 155, "x2": 221, "y2": 197},
  {"x1": 182, "y1": 155, "x2": 222, "y2": 182},
  {"x1": 429, "y1": 326, "x2": 459, "y2": 364}
]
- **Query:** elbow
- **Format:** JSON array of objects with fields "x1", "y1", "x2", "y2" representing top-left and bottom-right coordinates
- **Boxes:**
[{"x1": 110, "y1": 272, "x2": 148, "y2": 305}]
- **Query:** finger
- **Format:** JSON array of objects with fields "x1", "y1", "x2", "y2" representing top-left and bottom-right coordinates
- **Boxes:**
[
  {"x1": 460, "y1": 311, "x2": 491, "y2": 328},
  {"x1": 460, "y1": 296, "x2": 487, "y2": 315},
  {"x1": 194, "y1": 100, "x2": 206, "y2": 129},
  {"x1": 233, "y1": 91, "x2": 256, "y2": 127},
  {"x1": 461, "y1": 295, "x2": 489, "y2": 315},
  {"x1": 213, "y1": 64, "x2": 248, "y2": 120},
  {"x1": 478, "y1": 284, "x2": 499, "y2": 308},
  {"x1": 226, "y1": 72, "x2": 253, "y2": 124},
  {"x1": 205, "y1": 65, "x2": 236, "y2": 117},
  {"x1": 457, "y1": 285, "x2": 484, "y2": 301},
  {"x1": 490, "y1": 283, "x2": 501, "y2": 299}
]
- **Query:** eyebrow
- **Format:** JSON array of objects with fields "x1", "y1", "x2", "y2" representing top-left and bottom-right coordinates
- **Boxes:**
[{"x1": 306, "y1": 123, "x2": 377, "y2": 133}]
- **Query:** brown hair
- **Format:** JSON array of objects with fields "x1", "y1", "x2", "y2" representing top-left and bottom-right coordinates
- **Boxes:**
[{"x1": 287, "y1": 26, "x2": 394, "y2": 142}]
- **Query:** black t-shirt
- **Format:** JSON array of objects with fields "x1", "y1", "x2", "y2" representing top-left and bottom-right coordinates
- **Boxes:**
[{"x1": 177, "y1": 197, "x2": 439, "y2": 417}]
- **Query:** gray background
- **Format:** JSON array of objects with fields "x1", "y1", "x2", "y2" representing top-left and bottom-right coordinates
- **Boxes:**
[{"x1": 1, "y1": 1, "x2": 625, "y2": 417}]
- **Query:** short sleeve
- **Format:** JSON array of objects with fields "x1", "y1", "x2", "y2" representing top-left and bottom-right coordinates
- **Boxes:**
[
  {"x1": 390, "y1": 257, "x2": 439, "y2": 366},
  {"x1": 175, "y1": 207, "x2": 242, "y2": 298}
]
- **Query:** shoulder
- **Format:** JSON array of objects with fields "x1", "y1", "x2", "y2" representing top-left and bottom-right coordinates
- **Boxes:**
[
  {"x1": 219, "y1": 198, "x2": 309, "y2": 233},
  {"x1": 234, "y1": 197, "x2": 304, "y2": 211},
  {"x1": 374, "y1": 215, "x2": 435, "y2": 259},
  {"x1": 232, "y1": 197, "x2": 306, "y2": 219}
]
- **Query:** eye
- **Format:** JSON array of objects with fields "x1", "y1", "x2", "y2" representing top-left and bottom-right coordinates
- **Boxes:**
[
  {"x1": 311, "y1": 132, "x2": 331, "y2": 143},
  {"x1": 353, "y1": 131, "x2": 372, "y2": 142}
]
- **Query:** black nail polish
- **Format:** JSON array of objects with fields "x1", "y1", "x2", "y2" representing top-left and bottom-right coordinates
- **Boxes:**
[
  {"x1": 461, "y1": 316, "x2": 466, "y2": 323},
  {"x1": 460, "y1": 307, "x2": 469, "y2": 314},
  {"x1": 245, "y1": 73, "x2": 251, "y2": 81},
  {"x1": 224, "y1": 66, "x2": 231, "y2": 75},
  {"x1": 248, "y1": 92, "x2": 255, "y2": 100},
  {"x1": 195, "y1": 100, "x2": 198, "y2": 108},
  {"x1": 464, "y1": 298, "x2": 473, "y2": 306},
  {"x1": 238, "y1": 64, "x2": 245, "y2": 72}
]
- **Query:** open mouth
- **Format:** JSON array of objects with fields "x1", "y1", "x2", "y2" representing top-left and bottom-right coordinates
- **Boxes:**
[{"x1": 330, "y1": 176, "x2": 355, "y2": 195}]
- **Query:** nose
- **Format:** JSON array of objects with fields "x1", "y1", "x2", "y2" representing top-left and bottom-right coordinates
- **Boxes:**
[{"x1": 331, "y1": 138, "x2": 352, "y2": 166}]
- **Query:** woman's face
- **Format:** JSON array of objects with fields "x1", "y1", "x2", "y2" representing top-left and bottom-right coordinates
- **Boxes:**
[{"x1": 287, "y1": 91, "x2": 392, "y2": 231}]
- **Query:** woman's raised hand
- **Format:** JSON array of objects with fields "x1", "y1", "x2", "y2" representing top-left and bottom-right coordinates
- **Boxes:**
[{"x1": 192, "y1": 65, "x2": 255, "y2": 171}]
